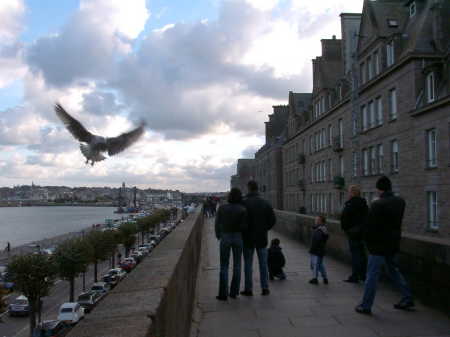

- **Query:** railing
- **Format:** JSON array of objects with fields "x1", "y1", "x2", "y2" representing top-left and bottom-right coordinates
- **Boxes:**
[
  {"x1": 332, "y1": 136, "x2": 343, "y2": 152},
  {"x1": 297, "y1": 179, "x2": 305, "y2": 191},
  {"x1": 333, "y1": 175, "x2": 345, "y2": 189},
  {"x1": 297, "y1": 153, "x2": 306, "y2": 164}
]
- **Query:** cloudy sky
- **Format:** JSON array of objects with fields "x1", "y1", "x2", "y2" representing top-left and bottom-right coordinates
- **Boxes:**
[{"x1": 0, "y1": 0, "x2": 363, "y2": 192}]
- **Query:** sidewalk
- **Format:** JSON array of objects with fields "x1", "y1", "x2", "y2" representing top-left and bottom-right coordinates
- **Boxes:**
[{"x1": 192, "y1": 218, "x2": 450, "y2": 337}]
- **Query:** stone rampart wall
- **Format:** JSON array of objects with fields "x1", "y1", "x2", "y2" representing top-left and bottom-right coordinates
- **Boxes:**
[{"x1": 67, "y1": 208, "x2": 204, "y2": 337}]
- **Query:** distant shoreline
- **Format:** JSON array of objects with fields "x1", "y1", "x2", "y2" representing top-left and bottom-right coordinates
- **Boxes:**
[{"x1": 0, "y1": 203, "x2": 115, "y2": 207}]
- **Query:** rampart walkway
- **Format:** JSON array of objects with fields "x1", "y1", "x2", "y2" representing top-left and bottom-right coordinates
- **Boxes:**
[{"x1": 192, "y1": 218, "x2": 450, "y2": 337}]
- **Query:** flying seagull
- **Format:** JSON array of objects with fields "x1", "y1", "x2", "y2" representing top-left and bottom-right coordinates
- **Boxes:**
[{"x1": 54, "y1": 103, "x2": 146, "y2": 166}]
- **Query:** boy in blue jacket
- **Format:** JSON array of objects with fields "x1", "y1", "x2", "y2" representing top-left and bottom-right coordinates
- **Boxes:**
[{"x1": 309, "y1": 215, "x2": 329, "y2": 285}]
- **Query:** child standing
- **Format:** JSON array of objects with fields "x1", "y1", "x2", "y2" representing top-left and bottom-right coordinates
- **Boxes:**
[
  {"x1": 268, "y1": 238, "x2": 286, "y2": 280},
  {"x1": 309, "y1": 215, "x2": 329, "y2": 285}
]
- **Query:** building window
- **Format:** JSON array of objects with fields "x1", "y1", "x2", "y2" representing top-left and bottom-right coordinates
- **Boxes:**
[
  {"x1": 376, "y1": 96, "x2": 383, "y2": 125},
  {"x1": 310, "y1": 135, "x2": 314, "y2": 154},
  {"x1": 409, "y1": 1, "x2": 416, "y2": 17},
  {"x1": 369, "y1": 100, "x2": 376, "y2": 128},
  {"x1": 377, "y1": 144, "x2": 384, "y2": 174},
  {"x1": 363, "y1": 149, "x2": 369, "y2": 176},
  {"x1": 338, "y1": 119, "x2": 344, "y2": 145},
  {"x1": 370, "y1": 146, "x2": 377, "y2": 174},
  {"x1": 427, "y1": 191, "x2": 438, "y2": 230},
  {"x1": 328, "y1": 93, "x2": 332, "y2": 109},
  {"x1": 386, "y1": 41, "x2": 395, "y2": 67},
  {"x1": 339, "y1": 155, "x2": 344, "y2": 176},
  {"x1": 360, "y1": 62, "x2": 366, "y2": 84},
  {"x1": 361, "y1": 105, "x2": 368, "y2": 131},
  {"x1": 391, "y1": 140, "x2": 399, "y2": 173},
  {"x1": 368, "y1": 56, "x2": 373, "y2": 80},
  {"x1": 338, "y1": 85, "x2": 343, "y2": 101},
  {"x1": 426, "y1": 128, "x2": 437, "y2": 168},
  {"x1": 321, "y1": 96, "x2": 325, "y2": 114},
  {"x1": 311, "y1": 165, "x2": 314, "y2": 183},
  {"x1": 389, "y1": 88, "x2": 397, "y2": 120},
  {"x1": 328, "y1": 125, "x2": 333, "y2": 146},
  {"x1": 352, "y1": 151, "x2": 358, "y2": 177},
  {"x1": 328, "y1": 159, "x2": 333, "y2": 181},
  {"x1": 374, "y1": 51, "x2": 380, "y2": 75},
  {"x1": 426, "y1": 72, "x2": 436, "y2": 103}
]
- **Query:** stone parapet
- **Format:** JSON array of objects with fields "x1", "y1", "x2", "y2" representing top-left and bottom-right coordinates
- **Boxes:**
[
  {"x1": 67, "y1": 208, "x2": 204, "y2": 337},
  {"x1": 274, "y1": 209, "x2": 450, "y2": 313}
]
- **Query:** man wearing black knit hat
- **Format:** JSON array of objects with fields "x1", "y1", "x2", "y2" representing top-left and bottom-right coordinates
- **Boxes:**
[{"x1": 355, "y1": 176, "x2": 414, "y2": 315}]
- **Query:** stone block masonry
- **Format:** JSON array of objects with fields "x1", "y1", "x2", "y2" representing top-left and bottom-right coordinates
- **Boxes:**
[{"x1": 66, "y1": 208, "x2": 204, "y2": 337}]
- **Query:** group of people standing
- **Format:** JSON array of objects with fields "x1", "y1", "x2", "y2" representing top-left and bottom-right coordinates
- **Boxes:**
[
  {"x1": 214, "y1": 175, "x2": 414, "y2": 316},
  {"x1": 214, "y1": 181, "x2": 277, "y2": 300}
]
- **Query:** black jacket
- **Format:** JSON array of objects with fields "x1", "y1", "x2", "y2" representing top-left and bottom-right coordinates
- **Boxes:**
[
  {"x1": 242, "y1": 192, "x2": 276, "y2": 248},
  {"x1": 268, "y1": 246, "x2": 286, "y2": 272},
  {"x1": 340, "y1": 196, "x2": 369, "y2": 240},
  {"x1": 309, "y1": 225, "x2": 329, "y2": 257},
  {"x1": 364, "y1": 191, "x2": 405, "y2": 256},
  {"x1": 215, "y1": 203, "x2": 247, "y2": 239}
]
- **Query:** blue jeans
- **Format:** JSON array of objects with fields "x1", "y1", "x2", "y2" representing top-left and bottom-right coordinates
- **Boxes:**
[
  {"x1": 218, "y1": 233, "x2": 243, "y2": 298},
  {"x1": 360, "y1": 254, "x2": 413, "y2": 310},
  {"x1": 310, "y1": 254, "x2": 327, "y2": 279},
  {"x1": 243, "y1": 247, "x2": 269, "y2": 291},
  {"x1": 348, "y1": 239, "x2": 367, "y2": 280}
]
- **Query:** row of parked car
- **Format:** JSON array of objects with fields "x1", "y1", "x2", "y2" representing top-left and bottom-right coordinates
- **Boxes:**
[{"x1": 22, "y1": 220, "x2": 180, "y2": 337}]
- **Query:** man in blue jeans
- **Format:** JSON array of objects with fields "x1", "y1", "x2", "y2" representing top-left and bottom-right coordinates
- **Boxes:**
[
  {"x1": 241, "y1": 181, "x2": 276, "y2": 296},
  {"x1": 355, "y1": 176, "x2": 414, "y2": 314}
]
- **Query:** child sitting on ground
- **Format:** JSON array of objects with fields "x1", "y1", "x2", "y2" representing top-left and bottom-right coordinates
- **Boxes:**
[
  {"x1": 309, "y1": 215, "x2": 329, "y2": 285},
  {"x1": 268, "y1": 238, "x2": 286, "y2": 280}
]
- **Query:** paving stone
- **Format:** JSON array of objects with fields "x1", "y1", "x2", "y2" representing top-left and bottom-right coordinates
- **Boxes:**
[{"x1": 193, "y1": 219, "x2": 450, "y2": 337}]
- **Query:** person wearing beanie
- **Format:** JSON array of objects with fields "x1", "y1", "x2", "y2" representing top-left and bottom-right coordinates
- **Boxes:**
[{"x1": 355, "y1": 176, "x2": 414, "y2": 315}]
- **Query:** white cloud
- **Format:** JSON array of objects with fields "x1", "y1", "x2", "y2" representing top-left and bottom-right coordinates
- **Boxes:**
[
  {"x1": 0, "y1": 0, "x2": 25, "y2": 43},
  {"x1": 0, "y1": 0, "x2": 26, "y2": 88},
  {"x1": 79, "y1": 0, "x2": 150, "y2": 39}
]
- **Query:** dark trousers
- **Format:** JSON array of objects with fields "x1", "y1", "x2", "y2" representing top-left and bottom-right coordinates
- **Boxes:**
[
  {"x1": 218, "y1": 233, "x2": 243, "y2": 298},
  {"x1": 348, "y1": 238, "x2": 367, "y2": 281}
]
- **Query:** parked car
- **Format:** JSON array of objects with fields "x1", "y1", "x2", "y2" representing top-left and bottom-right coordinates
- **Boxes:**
[
  {"x1": 90, "y1": 282, "x2": 111, "y2": 295},
  {"x1": 130, "y1": 251, "x2": 143, "y2": 263},
  {"x1": 102, "y1": 274, "x2": 119, "y2": 288},
  {"x1": 57, "y1": 303, "x2": 85, "y2": 324},
  {"x1": 33, "y1": 320, "x2": 71, "y2": 337},
  {"x1": 76, "y1": 291, "x2": 102, "y2": 313},
  {"x1": 107, "y1": 268, "x2": 127, "y2": 281},
  {"x1": 148, "y1": 234, "x2": 161, "y2": 244},
  {"x1": 8, "y1": 295, "x2": 30, "y2": 317}
]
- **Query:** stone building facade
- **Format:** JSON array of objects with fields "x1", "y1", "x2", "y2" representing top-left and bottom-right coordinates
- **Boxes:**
[
  {"x1": 254, "y1": 105, "x2": 289, "y2": 208},
  {"x1": 231, "y1": 0, "x2": 450, "y2": 238},
  {"x1": 230, "y1": 159, "x2": 255, "y2": 195}
]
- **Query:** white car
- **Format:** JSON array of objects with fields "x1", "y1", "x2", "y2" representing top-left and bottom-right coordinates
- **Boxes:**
[
  {"x1": 90, "y1": 282, "x2": 111, "y2": 295},
  {"x1": 107, "y1": 268, "x2": 127, "y2": 281},
  {"x1": 57, "y1": 302, "x2": 85, "y2": 324}
]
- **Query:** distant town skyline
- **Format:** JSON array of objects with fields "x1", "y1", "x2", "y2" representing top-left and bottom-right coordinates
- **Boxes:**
[{"x1": 0, "y1": 0, "x2": 363, "y2": 192}]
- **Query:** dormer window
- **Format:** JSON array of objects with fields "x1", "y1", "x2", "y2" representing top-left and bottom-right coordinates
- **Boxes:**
[
  {"x1": 409, "y1": 2, "x2": 416, "y2": 17},
  {"x1": 387, "y1": 19, "x2": 398, "y2": 27},
  {"x1": 426, "y1": 72, "x2": 436, "y2": 103},
  {"x1": 386, "y1": 41, "x2": 395, "y2": 66}
]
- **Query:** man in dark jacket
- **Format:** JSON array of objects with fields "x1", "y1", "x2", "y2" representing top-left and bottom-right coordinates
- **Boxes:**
[
  {"x1": 215, "y1": 188, "x2": 247, "y2": 300},
  {"x1": 340, "y1": 185, "x2": 368, "y2": 283},
  {"x1": 355, "y1": 176, "x2": 414, "y2": 315},
  {"x1": 241, "y1": 181, "x2": 276, "y2": 296}
]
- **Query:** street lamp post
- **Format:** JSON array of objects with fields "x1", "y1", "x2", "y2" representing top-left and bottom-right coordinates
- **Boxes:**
[{"x1": 81, "y1": 231, "x2": 86, "y2": 292}]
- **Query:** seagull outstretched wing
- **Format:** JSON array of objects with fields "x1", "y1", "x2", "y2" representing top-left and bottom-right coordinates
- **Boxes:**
[
  {"x1": 106, "y1": 122, "x2": 146, "y2": 156},
  {"x1": 55, "y1": 103, "x2": 93, "y2": 143}
]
